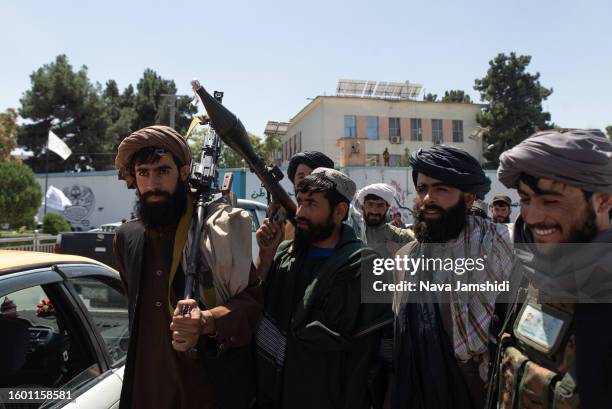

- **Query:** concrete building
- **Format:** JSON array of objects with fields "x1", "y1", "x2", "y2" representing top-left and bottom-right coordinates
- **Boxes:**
[{"x1": 276, "y1": 80, "x2": 485, "y2": 167}]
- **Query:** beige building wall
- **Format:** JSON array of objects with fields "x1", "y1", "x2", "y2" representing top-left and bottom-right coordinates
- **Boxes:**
[
  {"x1": 281, "y1": 101, "x2": 325, "y2": 163},
  {"x1": 281, "y1": 96, "x2": 484, "y2": 166}
]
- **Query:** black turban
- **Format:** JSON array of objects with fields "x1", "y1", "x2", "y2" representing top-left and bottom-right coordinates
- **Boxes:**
[
  {"x1": 287, "y1": 151, "x2": 334, "y2": 184},
  {"x1": 498, "y1": 129, "x2": 612, "y2": 194},
  {"x1": 411, "y1": 145, "x2": 491, "y2": 199}
]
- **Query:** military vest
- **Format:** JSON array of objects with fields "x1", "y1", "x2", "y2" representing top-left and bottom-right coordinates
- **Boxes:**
[{"x1": 495, "y1": 287, "x2": 579, "y2": 409}]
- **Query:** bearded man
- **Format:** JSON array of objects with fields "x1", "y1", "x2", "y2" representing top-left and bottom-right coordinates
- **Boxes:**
[
  {"x1": 487, "y1": 129, "x2": 612, "y2": 409},
  {"x1": 392, "y1": 145, "x2": 514, "y2": 409},
  {"x1": 355, "y1": 183, "x2": 414, "y2": 258},
  {"x1": 254, "y1": 168, "x2": 392, "y2": 409},
  {"x1": 113, "y1": 126, "x2": 262, "y2": 409},
  {"x1": 490, "y1": 195, "x2": 512, "y2": 223}
]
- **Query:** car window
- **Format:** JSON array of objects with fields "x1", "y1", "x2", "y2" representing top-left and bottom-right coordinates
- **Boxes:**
[
  {"x1": 68, "y1": 277, "x2": 129, "y2": 366},
  {"x1": 0, "y1": 283, "x2": 99, "y2": 394}
]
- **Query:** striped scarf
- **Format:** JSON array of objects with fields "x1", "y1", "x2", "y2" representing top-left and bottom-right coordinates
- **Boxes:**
[
  {"x1": 395, "y1": 216, "x2": 514, "y2": 364},
  {"x1": 445, "y1": 216, "x2": 514, "y2": 362}
]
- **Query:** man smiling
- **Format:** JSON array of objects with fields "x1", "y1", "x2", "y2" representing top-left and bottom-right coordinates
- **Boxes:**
[
  {"x1": 355, "y1": 183, "x2": 414, "y2": 258},
  {"x1": 488, "y1": 129, "x2": 612, "y2": 409},
  {"x1": 393, "y1": 145, "x2": 514, "y2": 409}
]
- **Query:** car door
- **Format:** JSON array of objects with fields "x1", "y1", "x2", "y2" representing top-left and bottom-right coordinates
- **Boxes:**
[
  {"x1": 55, "y1": 264, "x2": 129, "y2": 409},
  {"x1": 0, "y1": 267, "x2": 114, "y2": 408}
]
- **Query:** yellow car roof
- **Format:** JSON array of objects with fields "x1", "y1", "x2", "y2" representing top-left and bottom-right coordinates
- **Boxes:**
[{"x1": 0, "y1": 250, "x2": 113, "y2": 273}]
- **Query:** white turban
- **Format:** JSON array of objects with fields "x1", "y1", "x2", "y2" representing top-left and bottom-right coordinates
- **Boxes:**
[{"x1": 355, "y1": 183, "x2": 397, "y2": 207}]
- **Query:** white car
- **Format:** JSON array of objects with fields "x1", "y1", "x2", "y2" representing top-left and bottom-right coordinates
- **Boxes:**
[
  {"x1": 0, "y1": 251, "x2": 127, "y2": 408},
  {"x1": 1, "y1": 200, "x2": 268, "y2": 408}
]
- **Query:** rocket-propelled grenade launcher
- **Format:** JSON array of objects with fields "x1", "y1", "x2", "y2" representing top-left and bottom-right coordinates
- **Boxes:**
[{"x1": 190, "y1": 80, "x2": 296, "y2": 224}]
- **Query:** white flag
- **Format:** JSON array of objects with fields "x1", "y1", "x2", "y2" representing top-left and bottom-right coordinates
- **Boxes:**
[
  {"x1": 47, "y1": 130, "x2": 72, "y2": 160},
  {"x1": 43, "y1": 186, "x2": 72, "y2": 211}
]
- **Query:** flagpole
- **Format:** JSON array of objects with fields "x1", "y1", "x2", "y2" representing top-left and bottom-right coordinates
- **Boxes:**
[{"x1": 44, "y1": 133, "x2": 49, "y2": 216}]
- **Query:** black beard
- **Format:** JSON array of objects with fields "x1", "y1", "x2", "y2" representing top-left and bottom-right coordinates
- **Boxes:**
[
  {"x1": 137, "y1": 184, "x2": 187, "y2": 229},
  {"x1": 567, "y1": 204, "x2": 599, "y2": 244},
  {"x1": 529, "y1": 204, "x2": 599, "y2": 259},
  {"x1": 494, "y1": 215, "x2": 511, "y2": 223},
  {"x1": 364, "y1": 212, "x2": 386, "y2": 227},
  {"x1": 413, "y1": 199, "x2": 467, "y2": 243},
  {"x1": 293, "y1": 213, "x2": 336, "y2": 253}
]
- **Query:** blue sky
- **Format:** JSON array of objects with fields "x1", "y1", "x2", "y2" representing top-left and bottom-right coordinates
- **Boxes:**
[{"x1": 1, "y1": 0, "x2": 611, "y2": 137}]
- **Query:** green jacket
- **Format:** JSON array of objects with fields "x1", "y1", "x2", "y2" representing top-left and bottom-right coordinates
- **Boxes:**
[
  {"x1": 365, "y1": 222, "x2": 414, "y2": 259},
  {"x1": 255, "y1": 225, "x2": 393, "y2": 409}
]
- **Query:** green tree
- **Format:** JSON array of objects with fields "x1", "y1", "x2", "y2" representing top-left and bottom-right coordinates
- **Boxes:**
[
  {"x1": 474, "y1": 52, "x2": 553, "y2": 167},
  {"x1": 606, "y1": 125, "x2": 612, "y2": 140},
  {"x1": 261, "y1": 133, "x2": 282, "y2": 165},
  {"x1": 103, "y1": 80, "x2": 137, "y2": 147},
  {"x1": 188, "y1": 127, "x2": 266, "y2": 169},
  {"x1": 219, "y1": 133, "x2": 266, "y2": 168},
  {"x1": 441, "y1": 90, "x2": 472, "y2": 103},
  {"x1": 423, "y1": 93, "x2": 438, "y2": 102},
  {"x1": 17, "y1": 55, "x2": 111, "y2": 172},
  {"x1": 42, "y1": 213, "x2": 72, "y2": 234},
  {"x1": 0, "y1": 160, "x2": 42, "y2": 226},
  {"x1": 132, "y1": 69, "x2": 196, "y2": 135},
  {"x1": 399, "y1": 148, "x2": 411, "y2": 167},
  {"x1": 0, "y1": 108, "x2": 18, "y2": 161}
]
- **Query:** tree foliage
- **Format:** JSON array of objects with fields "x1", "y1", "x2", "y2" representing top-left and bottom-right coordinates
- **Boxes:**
[
  {"x1": 606, "y1": 125, "x2": 612, "y2": 140},
  {"x1": 42, "y1": 213, "x2": 72, "y2": 235},
  {"x1": 0, "y1": 108, "x2": 18, "y2": 161},
  {"x1": 423, "y1": 93, "x2": 438, "y2": 102},
  {"x1": 16, "y1": 55, "x2": 197, "y2": 173},
  {"x1": 441, "y1": 90, "x2": 472, "y2": 103},
  {"x1": 0, "y1": 160, "x2": 42, "y2": 226},
  {"x1": 132, "y1": 69, "x2": 196, "y2": 133},
  {"x1": 474, "y1": 52, "x2": 553, "y2": 167},
  {"x1": 188, "y1": 128, "x2": 274, "y2": 169},
  {"x1": 17, "y1": 55, "x2": 110, "y2": 172}
]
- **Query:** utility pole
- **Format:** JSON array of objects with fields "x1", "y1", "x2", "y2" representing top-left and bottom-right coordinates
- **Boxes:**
[{"x1": 160, "y1": 93, "x2": 177, "y2": 129}]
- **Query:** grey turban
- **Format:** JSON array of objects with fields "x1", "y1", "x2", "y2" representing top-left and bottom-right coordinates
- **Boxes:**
[{"x1": 498, "y1": 129, "x2": 612, "y2": 194}]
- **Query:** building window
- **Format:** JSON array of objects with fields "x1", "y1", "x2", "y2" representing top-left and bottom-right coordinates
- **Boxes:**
[
  {"x1": 366, "y1": 116, "x2": 378, "y2": 140},
  {"x1": 389, "y1": 154, "x2": 401, "y2": 167},
  {"x1": 344, "y1": 115, "x2": 356, "y2": 137},
  {"x1": 389, "y1": 117, "x2": 401, "y2": 141},
  {"x1": 366, "y1": 154, "x2": 379, "y2": 166},
  {"x1": 410, "y1": 118, "x2": 422, "y2": 141},
  {"x1": 297, "y1": 131, "x2": 302, "y2": 152},
  {"x1": 432, "y1": 119, "x2": 443, "y2": 144},
  {"x1": 452, "y1": 120, "x2": 464, "y2": 142},
  {"x1": 292, "y1": 134, "x2": 297, "y2": 154}
]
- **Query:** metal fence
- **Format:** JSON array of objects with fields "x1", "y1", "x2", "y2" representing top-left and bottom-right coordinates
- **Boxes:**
[{"x1": 0, "y1": 234, "x2": 58, "y2": 253}]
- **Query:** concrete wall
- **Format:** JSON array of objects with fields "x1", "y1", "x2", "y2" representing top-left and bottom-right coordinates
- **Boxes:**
[
  {"x1": 36, "y1": 169, "x2": 246, "y2": 230},
  {"x1": 282, "y1": 101, "x2": 325, "y2": 162},
  {"x1": 35, "y1": 166, "x2": 517, "y2": 229}
]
